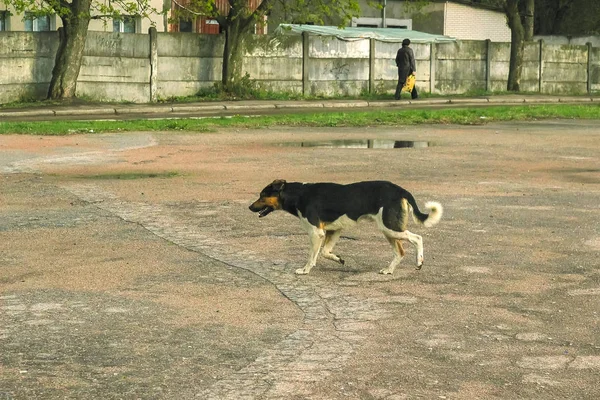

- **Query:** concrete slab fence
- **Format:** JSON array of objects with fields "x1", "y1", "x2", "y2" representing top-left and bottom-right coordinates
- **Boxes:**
[{"x1": 0, "y1": 28, "x2": 599, "y2": 104}]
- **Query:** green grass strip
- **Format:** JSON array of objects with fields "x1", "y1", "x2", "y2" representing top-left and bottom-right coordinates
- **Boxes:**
[{"x1": 1, "y1": 104, "x2": 599, "y2": 135}]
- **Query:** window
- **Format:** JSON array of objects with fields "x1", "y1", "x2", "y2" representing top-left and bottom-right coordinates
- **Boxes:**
[
  {"x1": 0, "y1": 11, "x2": 7, "y2": 31},
  {"x1": 179, "y1": 19, "x2": 193, "y2": 32},
  {"x1": 113, "y1": 16, "x2": 136, "y2": 33},
  {"x1": 24, "y1": 12, "x2": 50, "y2": 31}
]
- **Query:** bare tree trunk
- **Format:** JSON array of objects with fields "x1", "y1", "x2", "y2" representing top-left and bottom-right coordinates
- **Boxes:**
[
  {"x1": 221, "y1": 2, "x2": 255, "y2": 91},
  {"x1": 48, "y1": 0, "x2": 92, "y2": 99},
  {"x1": 505, "y1": 0, "x2": 525, "y2": 92},
  {"x1": 222, "y1": 22, "x2": 245, "y2": 89},
  {"x1": 523, "y1": 0, "x2": 535, "y2": 40}
]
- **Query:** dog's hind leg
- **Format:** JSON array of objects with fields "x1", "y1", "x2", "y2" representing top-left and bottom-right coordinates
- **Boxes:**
[
  {"x1": 377, "y1": 205, "x2": 425, "y2": 271},
  {"x1": 380, "y1": 236, "x2": 406, "y2": 275},
  {"x1": 296, "y1": 226, "x2": 325, "y2": 275},
  {"x1": 404, "y1": 230, "x2": 424, "y2": 269},
  {"x1": 321, "y1": 230, "x2": 345, "y2": 265}
]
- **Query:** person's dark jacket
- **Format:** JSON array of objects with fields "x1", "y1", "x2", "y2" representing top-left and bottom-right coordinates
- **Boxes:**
[{"x1": 395, "y1": 46, "x2": 416, "y2": 83}]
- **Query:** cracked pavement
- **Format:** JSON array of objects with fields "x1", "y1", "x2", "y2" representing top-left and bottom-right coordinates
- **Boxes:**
[{"x1": 1, "y1": 121, "x2": 599, "y2": 399}]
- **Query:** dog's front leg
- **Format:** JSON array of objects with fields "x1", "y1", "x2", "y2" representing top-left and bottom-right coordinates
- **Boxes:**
[
  {"x1": 295, "y1": 227, "x2": 325, "y2": 275},
  {"x1": 322, "y1": 230, "x2": 345, "y2": 265}
]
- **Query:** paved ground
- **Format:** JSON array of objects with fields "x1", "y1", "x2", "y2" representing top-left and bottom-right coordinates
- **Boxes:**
[{"x1": 0, "y1": 119, "x2": 599, "y2": 399}]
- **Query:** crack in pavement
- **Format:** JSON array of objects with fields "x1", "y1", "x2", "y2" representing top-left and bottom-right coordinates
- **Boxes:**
[{"x1": 63, "y1": 183, "x2": 390, "y2": 399}]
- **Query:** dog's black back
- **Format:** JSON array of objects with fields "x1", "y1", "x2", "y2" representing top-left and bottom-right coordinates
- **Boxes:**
[{"x1": 281, "y1": 181, "x2": 410, "y2": 226}]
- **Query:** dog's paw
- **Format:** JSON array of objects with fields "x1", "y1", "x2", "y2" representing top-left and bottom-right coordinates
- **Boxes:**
[
  {"x1": 416, "y1": 255, "x2": 424, "y2": 269},
  {"x1": 295, "y1": 268, "x2": 310, "y2": 275},
  {"x1": 339, "y1": 257, "x2": 345, "y2": 265},
  {"x1": 379, "y1": 268, "x2": 393, "y2": 275}
]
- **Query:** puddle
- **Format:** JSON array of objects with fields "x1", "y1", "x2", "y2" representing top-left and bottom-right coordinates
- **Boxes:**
[{"x1": 279, "y1": 139, "x2": 432, "y2": 149}]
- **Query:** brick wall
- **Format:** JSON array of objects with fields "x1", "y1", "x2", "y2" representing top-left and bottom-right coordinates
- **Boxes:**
[{"x1": 444, "y1": 2, "x2": 510, "y2": 42}]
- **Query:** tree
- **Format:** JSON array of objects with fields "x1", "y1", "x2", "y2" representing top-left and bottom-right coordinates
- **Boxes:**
[
  {"x1": 499, "y1": 0, "x2": 534, "y2": 91},
  {"x1": 535, "y1": 0, "x2": 600, "y2": 35},
  {"x1": 2, "y1": 0, "x2": 159, "y2": 99},
  {"x1": 173, "y1": 0, "x2": 363, "y2": 91}
]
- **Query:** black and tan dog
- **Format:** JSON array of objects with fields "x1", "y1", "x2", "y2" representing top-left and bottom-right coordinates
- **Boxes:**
[{"x1": 249, "y1": 179, "x2": 443, "y2": 275}]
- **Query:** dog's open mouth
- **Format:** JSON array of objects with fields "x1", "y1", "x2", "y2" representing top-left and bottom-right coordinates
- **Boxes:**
[{"x1": 258, "y1": 207, "x2": 273, "y2": 218}]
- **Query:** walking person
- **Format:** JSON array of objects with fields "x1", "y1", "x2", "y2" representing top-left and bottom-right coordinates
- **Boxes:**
[{"x1": 394, "y1": 38, "x2": 418, "y2": 100}]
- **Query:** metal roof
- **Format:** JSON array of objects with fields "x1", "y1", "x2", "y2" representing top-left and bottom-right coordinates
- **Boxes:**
[{"x1": 275, "y1": 24, "x2": 456, "y2": 43}]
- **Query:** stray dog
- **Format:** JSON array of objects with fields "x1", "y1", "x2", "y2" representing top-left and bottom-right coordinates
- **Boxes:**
[{"x1": 249, "y1": 179, "x2": 443, "y2": 275}]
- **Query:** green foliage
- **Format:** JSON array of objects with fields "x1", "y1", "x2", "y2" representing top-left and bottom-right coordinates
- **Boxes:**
[{"x1": 1, "y1": 0, "x2": 161, "y2": 25}]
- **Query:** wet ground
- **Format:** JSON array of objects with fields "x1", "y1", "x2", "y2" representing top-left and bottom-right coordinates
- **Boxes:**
[{"x1": 1, "y1": 120, "x2": 599, "y2": 399}]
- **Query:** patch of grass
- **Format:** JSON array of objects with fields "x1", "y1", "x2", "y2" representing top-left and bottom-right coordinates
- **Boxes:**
[
  {"x1": 77, "y1": 171, "x2": 181, "y2": 180},
  {"x1": 1, "y1": 104, "x2": 599, "y2": 135}
]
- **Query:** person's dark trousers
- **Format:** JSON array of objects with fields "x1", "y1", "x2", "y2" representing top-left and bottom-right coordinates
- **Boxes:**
[
  {"x1": 394, "y1": 80, "x2": 404, "y2": 100},
  {"x1": 410, "y1": 85, "x2": 418, "y2": 99},
  {"x1": 394, "y1": 72, "x2": 419, "y2": 100},
  {"x1": 394, "y1": 81, "x2": 419, "y2": 100}
]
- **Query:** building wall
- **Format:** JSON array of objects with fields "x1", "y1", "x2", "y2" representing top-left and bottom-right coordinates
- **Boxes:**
[
  {"x1": 444, "y1": 2, "x2": 510, "y2": 42},
  {"x1": 353, "y1": 1, "x2": 510, "y2": 42},
  {"x1": 1, "y1": 30, "x2": 598, "y2": 104},
  {"x1": 407, "y1": 3, "x2": 445, "y2": 36},
  {"x1": 0, "y1": 1, "x2": 167, "y2": 33}
]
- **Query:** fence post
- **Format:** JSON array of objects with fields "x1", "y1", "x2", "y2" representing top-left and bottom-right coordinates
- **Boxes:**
[
  {"x1": 149, "y1": 27, "x2": 158, "y2": 102},
  {"x1": 587, "y1": 42, "x2": 593, "y2": 95},
  {"x1": 429, "y1": 42, "x2": 436, "y2": 94},
  {"x1": 538, "y1": 39, "x2": 544, "y2": 94},
  {"x1": 369, "y1": 38, "x2": 375, "y2": 94},
  {"x1": 485, "y1": 39, "x2": 492, "y2": 92},
  {"x1": 302, "y1": 31, "x2": 309, "y2": 96}
]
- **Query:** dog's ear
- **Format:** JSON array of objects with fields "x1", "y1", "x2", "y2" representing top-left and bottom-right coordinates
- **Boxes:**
[{"x1": 271, "y1": 179, "x2": 286, "y2": 192}]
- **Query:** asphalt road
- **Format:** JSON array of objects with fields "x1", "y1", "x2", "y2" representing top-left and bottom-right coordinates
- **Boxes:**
[{"x1": 1, "y1": 117, "x2": 599, "y2": 399}]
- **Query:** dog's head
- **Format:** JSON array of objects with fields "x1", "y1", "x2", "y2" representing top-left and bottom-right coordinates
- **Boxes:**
[{"x1": 249, "y1": 179, "x2": 286, "y2": 218}]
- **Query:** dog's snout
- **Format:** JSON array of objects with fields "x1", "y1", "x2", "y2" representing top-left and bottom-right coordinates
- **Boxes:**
[{"x1": 249, "y1": 200, "x2": 261, "y2": 212}]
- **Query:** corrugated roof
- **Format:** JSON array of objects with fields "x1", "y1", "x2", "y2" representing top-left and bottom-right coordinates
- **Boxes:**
[{"x1": 275, "y1": 24, "x2": 456, "y2": 43}]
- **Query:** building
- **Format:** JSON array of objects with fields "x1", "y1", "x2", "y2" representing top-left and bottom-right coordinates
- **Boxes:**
[
  {"x1": 0, "y1": 0, "x2": 168, "y2": 33},
  {"x1": 354, "y1": 0, "x2": 511, "y2": 42},
  {"x1": 0, "y1": 0, "x2": 266, "y2": 34},
  {"x1": 169, "y1": 0, "x2": 266, "y2": 34}
]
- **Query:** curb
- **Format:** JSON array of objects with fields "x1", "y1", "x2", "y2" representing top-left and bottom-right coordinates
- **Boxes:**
[{"x1": 1, "y1": 97, "x2": 598, "y2": 120}]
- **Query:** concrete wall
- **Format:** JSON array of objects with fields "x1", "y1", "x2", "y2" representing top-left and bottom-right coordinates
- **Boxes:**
[
  {"x1": 0, "y1": 32, "x2": 59, "y2": 104},
  {"x1": 244, "y1": 34, "x2": 303, "y2": 94},
  {"x1": 306, "y1": 36, "x2": 370, "y2": 96},
  {"x1": 0, "y1": 30, "x2": 599, "y2": 105},
  {"x1": 77, "y1": 32, "x2": 152, "y2": 102},
  {"x1": 534, "y1": 35, "x2": 600, "y2": 47},
  {"x1": 592, "y1": 47, "x2": 600, "y2": 93},
  {"x1": 436, "y1": 40, "x2": 488, "y2": 93},
  {"x1": 542, "y1": 43, "x2": 589, "y2": 94},
  {"x1": 157, "y1": 33, "x2": 224, "y2": 98}
]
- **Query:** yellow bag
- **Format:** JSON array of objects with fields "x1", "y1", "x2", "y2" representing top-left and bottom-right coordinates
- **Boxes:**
[{"x1": 402, "y1": 74, "x2": 415, "y2": 93}]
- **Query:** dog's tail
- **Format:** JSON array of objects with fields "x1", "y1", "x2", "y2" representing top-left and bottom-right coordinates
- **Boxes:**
[{"x1": 405, "y1": 192, "x2": 443, "y2": 228}]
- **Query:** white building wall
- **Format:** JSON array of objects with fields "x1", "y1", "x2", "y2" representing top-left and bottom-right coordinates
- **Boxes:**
[{"x1": 444, "y1": 2, "x2": 510, "y2": 42}]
